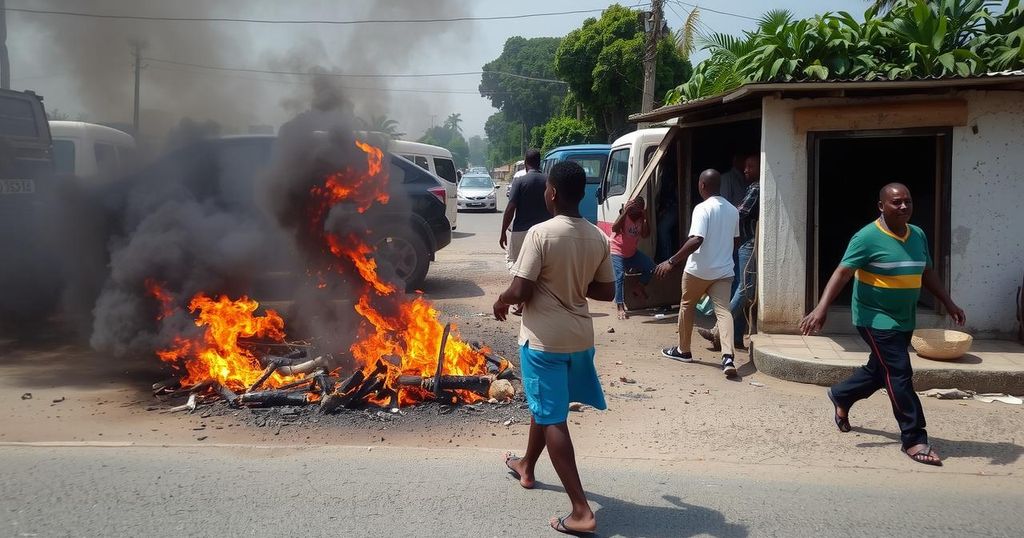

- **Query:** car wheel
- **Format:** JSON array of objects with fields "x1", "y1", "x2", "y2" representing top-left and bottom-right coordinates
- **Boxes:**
[{"x1": 372, "y1": 227, "x2": 430, "y2": 292}]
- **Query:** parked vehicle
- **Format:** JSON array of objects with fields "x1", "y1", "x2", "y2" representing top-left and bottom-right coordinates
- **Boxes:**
[
  {"x1": 596, "y1": 128, "x2": 669, "y2": 234},
  {"x1": 0, "y1": 89, "x2": 59, "y2": 322},
  {"x1": 118, "y1": 135, "x2": 450, "y2": 292},
  {"x1": 506, "y1": 159, "x2": 527, "y2": 199},
  {"x1": 388, "y1": 139, "x2": 458, "y2": 230},
  {"x1": 49, "y1": 121, "x2": 136, "y2": 182},
  {"x1": 457, "y1": 174, "x2": 497, "y2": 212},
  {"x1": 541, "y1": 144, "x2": 611, "y2": 224}
]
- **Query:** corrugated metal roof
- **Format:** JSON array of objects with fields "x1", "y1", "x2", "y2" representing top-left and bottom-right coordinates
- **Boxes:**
[{"x1": 630, "y1": 71, "x2": 1024, "y2": 123}]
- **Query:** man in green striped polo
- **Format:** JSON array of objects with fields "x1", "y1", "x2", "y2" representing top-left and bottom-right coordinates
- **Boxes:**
[{"x1": 800, "y1": 183, "x2": 965, "y2": 466}]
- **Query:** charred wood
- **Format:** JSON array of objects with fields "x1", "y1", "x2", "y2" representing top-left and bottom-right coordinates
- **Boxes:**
[
  {"x1": 277, "y1": 355, "x2": 327, "y2": 376},
  {"x1": 434, "y1": 323, "x2": 451, "y2": 401},
  {"x1": 318, "y1": 370, "x2": 365, "y2": 414},
  {"x1": 212, "y1": 382, "x2": 239, "y2": 406},
  {"x1": 164, "y1": 393, "x2": 198, "y2": 413},
  {"x1": 239, "y1": 390, "x2": 310, "y2": 407},
  {"x1": 397, "y1": 375, "x2": 494, "y2": 395},
  {"x1": 152, "y1": 377, "x2": 181, "y2": 394}
]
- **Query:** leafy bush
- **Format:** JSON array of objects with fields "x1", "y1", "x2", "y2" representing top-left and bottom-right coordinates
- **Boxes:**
[{"x1": 665, "y1": 0, "x2": 1024, "y2": 105}]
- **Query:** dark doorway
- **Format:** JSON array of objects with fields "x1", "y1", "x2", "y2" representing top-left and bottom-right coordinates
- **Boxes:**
[
  {"x1": 809, "y1": 129, "x2": 951, "y2": 309},
  {"x1": 688, "y1": 119, "x2": 761, "y2": 214}
]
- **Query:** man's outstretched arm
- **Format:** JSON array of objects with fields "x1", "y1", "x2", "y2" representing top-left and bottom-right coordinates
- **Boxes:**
[{"x1": 800, "y1": 266, "x2": 855, "y2": 335}]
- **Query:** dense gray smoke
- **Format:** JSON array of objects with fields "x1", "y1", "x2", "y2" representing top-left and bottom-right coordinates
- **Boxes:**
[
  {"x1": 12, "y1": 0, "x2": 472, "y2": 138},
  {"x1": 1, "y1": 1, "x2": 472, "y2": 359}
]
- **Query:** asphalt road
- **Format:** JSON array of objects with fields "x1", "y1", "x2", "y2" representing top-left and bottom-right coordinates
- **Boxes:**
[{"x1": 2, "y1": 444, "x2": 1021, "y2": 538}]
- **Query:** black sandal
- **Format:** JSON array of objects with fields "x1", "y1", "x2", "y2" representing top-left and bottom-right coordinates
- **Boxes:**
[
  {"x1": 902, "y1": 445, "x2": 943, "y2": 466},
  {"x1": 827, "y1": 389, "x2": 851, "y2": 433},
  {"x1": 550, "y1": 514, "x2": 595, "y2": 537}
]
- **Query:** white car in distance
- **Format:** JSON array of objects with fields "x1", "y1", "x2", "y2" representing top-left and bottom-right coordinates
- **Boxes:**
[{"x1": 456, "y1": 174, "x2": 497, "y2": 212}]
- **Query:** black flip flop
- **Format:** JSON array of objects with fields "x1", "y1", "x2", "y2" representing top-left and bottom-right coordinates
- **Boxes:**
[
  {"x1": 550, "y1": 514, "x2": 595, "y2": 537},
  {"x1": 902, "y1": 445, "x2": 943, "y2": 466},
  {"x1": 505, "y1": 452, "x2": 523, "y2": 479},
  {"x1": 827, "y1": 389, "x2": 851, "y2": 433},
  {"x1": 505, "y1": 452, "x2": 534, "y2": 489}
]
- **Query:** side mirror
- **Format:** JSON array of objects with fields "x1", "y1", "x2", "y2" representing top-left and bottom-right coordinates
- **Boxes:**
[{"x1": 596, "y1": 186, "x2": 604, "y2": 204}]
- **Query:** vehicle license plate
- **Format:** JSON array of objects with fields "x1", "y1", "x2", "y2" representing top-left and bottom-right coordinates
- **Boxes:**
[
  {"x1": 0, "y1": 179, "x2": 35, "y2": 195},
  {"x1": 468, "y1": 202, "x2": 483, "y2": 207}
]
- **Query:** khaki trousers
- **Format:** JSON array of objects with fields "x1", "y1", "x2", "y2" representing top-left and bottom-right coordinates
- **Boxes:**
[
  {"x1": 678, "y1": 272, "x2": 734, "y2": 356},
  {"x1": 506, "y1": 230, "x2": 528, "y2": 272}
]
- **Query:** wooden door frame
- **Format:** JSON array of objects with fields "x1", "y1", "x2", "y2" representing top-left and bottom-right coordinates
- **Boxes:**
[{"x1": 804, "y1": 127, "x2": 953, "y2": 313}]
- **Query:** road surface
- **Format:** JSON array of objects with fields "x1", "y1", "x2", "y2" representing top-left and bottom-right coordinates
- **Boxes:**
[
  {"x1": 2, "y1": 197, "x2": 1023, "y2": 537},
  {"x1": 2, "y1": 443, "x2": 1022, "y2": 537}
]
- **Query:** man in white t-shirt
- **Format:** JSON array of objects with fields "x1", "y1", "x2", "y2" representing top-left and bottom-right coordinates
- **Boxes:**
[{"x1": 654, "y1": 169, "x2": 740, "y2": 376}]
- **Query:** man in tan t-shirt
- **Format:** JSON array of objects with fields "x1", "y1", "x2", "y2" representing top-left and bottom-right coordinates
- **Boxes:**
[{"x1": 493, "y1": 161, "x2": 614, "y2": 536}]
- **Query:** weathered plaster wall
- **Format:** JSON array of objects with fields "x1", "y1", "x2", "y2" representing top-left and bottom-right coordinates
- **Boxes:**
[
  {"x1": 758, "y1": 96, "x2": 807, "y2": 334},
  {"x1": 949, "y1": 91, "x2": 1024, "y2": 336},
  {"x1": 758, "y1": 91, "x2": 1024, "y2": 336}
]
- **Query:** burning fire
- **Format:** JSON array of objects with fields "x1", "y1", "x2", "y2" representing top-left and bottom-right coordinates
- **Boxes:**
[
  {"x1": 155, "y1": 291, "x2": 294, "y2": 391},
  {"x1": 151, "y1": 139, "x2": 492, "y2": 406}
]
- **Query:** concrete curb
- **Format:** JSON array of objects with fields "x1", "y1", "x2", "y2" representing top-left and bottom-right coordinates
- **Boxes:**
[{"x1": 751, "y1": 344, "x2": 1024, "y2": 395}]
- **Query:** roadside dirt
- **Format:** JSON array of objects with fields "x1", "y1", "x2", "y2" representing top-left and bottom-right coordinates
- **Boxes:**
[{"x1": 2, "y1": 209, "x2": 1022, "y2": 479}]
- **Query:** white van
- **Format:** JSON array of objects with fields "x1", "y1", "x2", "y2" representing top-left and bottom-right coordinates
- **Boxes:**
[
  {"x1": 596, "y1": 127, "x2": 669, "y2": 234},
  {"x1": 388, "y1": 140, "x2": 458, "y2": 230},
  {"x1": 48, "y1": 121, "x2": 136, "y2": 182}
]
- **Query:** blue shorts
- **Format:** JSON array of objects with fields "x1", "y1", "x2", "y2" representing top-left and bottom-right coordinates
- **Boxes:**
[{"x1": 519, "y1": 343, "x2": 607, "y2": 425}]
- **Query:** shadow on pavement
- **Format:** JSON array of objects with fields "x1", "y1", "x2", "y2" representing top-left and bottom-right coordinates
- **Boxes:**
[
  {"x1": 532, "y1": 482, "x2": 748, "y2": 538},
  {"x1": 854, "y1": 427, "x2": 1024, "y2": 465},
  {"x1": 0, "y1": 331, "x2": 166, "y2": 391},
  {"x1": 452, "y1": 231, "x2": 476, "y2": 239},
  {"x1": 419, "y1": 277, "x2": 486, "y2": 300}
]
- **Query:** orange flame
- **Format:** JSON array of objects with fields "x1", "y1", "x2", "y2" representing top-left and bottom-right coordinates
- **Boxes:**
[
  {"x1": 151, "y1": 140, "x2": 497, "y2": 407},
  {"x1": 153, "y1": 289, "x2": 296, "y2": 391},
  {"x1": 145, "y1": 278, "x2": 175, "y2": 320}
]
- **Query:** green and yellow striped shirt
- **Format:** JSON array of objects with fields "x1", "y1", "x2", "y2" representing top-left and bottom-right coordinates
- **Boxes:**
[{"x1": 840, "y1": 220, "x2": 932, "y2": 332}]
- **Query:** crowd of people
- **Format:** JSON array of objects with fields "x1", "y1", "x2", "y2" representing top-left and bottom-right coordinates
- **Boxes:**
[{"x1": 491, "y1": 148, "x2": 965, "y2": 535}]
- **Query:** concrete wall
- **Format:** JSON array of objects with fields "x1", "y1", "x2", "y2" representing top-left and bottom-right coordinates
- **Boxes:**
[
  {"x1": 949, "y1": 91, "x2": 1024, "y2": 336},
  {"x1": 757, "y1": 91, "x2": 1024, "y2": 337}
]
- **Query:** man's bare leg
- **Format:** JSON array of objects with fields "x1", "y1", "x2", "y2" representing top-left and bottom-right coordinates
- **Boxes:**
[
  {"x1": 506, "y1": 417, "x2": 544, "y2": 489},
  {"x1": 544, "y1": 422, "x2": 597, "y2": 533}
]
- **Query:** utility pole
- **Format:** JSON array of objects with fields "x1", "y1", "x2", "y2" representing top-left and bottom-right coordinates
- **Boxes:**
[
  {"x1": 1, "y1": 0, "x2": 11, "y2": 89},
  {"x1": 131, "y1": 40, "x2": 145, "y2": 135},
  {"x1": 639, "y1": 0, "x2": 663, "y2": 128}
]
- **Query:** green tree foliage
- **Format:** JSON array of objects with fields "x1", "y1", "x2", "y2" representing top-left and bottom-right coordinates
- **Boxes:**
[
  {"x1": 555, "y1": 4, "x2": 691, "y2": 140},
  {"x1": 666, "y1": 0, "x2": 1024, "y2": 104},
  {"x1": 484, "y1": 111, "x2": 526, "y2": 168},
  {"x1": 419, "y1": 119, "x2": 469, "y2": 169},
  {"x1": 468, "y1": 135, "x2": 488, "y2": 168},
  {"x1": 358, "y1": 114, "x2": 405, "y2": 139},
  {"x1": 538, "y1": 117, "x2": 598, "y2": 153},
  {"x1": 443, "y1": 113, "x2": 463, "y2": 134},
  {"x1": 479, "y1": 37, "x2": 566, "y2": 131}
]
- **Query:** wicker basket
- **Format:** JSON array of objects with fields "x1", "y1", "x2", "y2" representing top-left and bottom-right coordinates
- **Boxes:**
[{"x1": 911, "y1": 329, "x2": 973, "y2": 361}]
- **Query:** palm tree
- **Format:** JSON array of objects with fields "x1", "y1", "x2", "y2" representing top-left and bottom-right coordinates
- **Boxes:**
[
  {"x1": 674, "y1": 8, "x2": 701, "y2": 61},
  {"x1": 359, "y1": 114, "x2": 405, "y2": 139},
  {"x1": 443, "y1": 113, "x2": 463, "y2": 134}
]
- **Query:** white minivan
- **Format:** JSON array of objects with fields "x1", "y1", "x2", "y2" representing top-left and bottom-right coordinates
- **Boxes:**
[
  {"x1": 596, "y1": 127, "x2": 677, "y2": 311},
  {"x1": 596, "y1": 127, "x2": 669, "y2": 234},
  {"x1": 49, "y1": 121, "x2": 136, "y2": 182},
  {"x1": 388, "y1": 140, "x2": 458, "y2": 230}
]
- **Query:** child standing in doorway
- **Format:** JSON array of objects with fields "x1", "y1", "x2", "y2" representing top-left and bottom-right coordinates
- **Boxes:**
[{"x1": 610, "y1": 197, "x2": 656, "y2": 320}]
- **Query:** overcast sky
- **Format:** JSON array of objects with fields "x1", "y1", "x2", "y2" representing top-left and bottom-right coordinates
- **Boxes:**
[{"x1": 10, "y1": 1, "x2": 869, "y2": 140}]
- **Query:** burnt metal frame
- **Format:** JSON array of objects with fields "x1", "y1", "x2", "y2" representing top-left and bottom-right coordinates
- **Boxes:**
[{"x1": 804, "y1": 127, "x2": 953, "y2": 314}]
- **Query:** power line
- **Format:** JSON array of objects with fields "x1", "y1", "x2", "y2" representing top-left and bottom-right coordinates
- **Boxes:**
[
  {"x1": 144, "y1": 57, "x2": 567, "y2": 84},
  {"x1": 5, "y1": 5, "x2": 612, "y2": 25},
  {"x1": 669, "y1": 1, "x2": 757, "y2": 22},
  {"x1": 146, "y1": 65, "x2": 513, "y2": 95}
]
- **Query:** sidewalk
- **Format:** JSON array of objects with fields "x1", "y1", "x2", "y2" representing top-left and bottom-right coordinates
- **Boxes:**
[{"x1": 751, "y1": 333, "x2": 1024, "y2": 395}]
